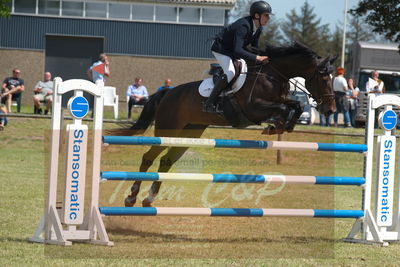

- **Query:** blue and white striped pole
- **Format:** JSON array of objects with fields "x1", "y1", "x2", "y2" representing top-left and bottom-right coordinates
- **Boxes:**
[
  {"x1": 99, "y1": 207, "x2": 364, "y2": 218},
  {"x1": 101, "y1": 171, "x2": 365, "y2": 186},
  {"x1": 102, "y1": 136, "x2": 367, "y2": 153}
]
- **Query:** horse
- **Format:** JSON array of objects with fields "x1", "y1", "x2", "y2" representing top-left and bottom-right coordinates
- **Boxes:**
[{"x1": 117, "y1": 42, "x2": 337, "y2": 207}]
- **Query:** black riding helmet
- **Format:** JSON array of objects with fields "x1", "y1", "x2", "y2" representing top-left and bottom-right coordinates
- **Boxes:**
[{"x1": 250, "y1": 1, "x2": 273, "y2": 17}]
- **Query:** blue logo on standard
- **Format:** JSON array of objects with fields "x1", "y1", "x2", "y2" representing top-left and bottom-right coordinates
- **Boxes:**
[
  {"x1": 69, "y1": 96, "x2": 89, "y2": 119},
  {"x1": 380, "y1": 110, "x2": 397, "y2": 131}
]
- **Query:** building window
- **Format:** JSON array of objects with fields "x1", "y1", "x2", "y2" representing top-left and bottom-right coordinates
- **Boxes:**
[
  {"x1": 109, "y1": 3, "x2": 130, "y2": 20},
  {"x1": 12, "y1": 0, "x2": 227, "y2": 26},
  {"x1": 132, "y1": 4, "x2": 153, "y2": 21},
  {"x1": 202, "y1": 8, "x2": 224, "y2": 25},
  {"x1": 85, "y1": 2, "x2": 107, "y2": 18},
  {"x1": 179, "y1": 7, "x2": 200, "y2": 24},
  {"x1": 38, "y1": 0, "x2": 60, "y2": 15},
  {"x1": 62, "y1": 1, "x2": 84, "y2": 17},
  {"x1": 14, "y1": 0, "x2": 36, "y2": 14},
  {"x1": 155, "y1": 6, "x2": 176, "y2": 22}
]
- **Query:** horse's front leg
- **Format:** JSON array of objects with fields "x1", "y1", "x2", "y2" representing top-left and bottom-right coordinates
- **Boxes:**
[
  {"x1": 125, "y1": 146, "x2": 167, "y2": 207},
  {"x1": 252, "y1": 100, "x2": 289, "y2": 135},
  {"x1": 282, "y1": 99, "x2": 303, "y2": 132}
]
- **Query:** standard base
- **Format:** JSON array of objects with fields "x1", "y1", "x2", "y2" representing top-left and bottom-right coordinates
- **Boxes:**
[{"x1": 342, "y1": 238, "x2": 389, "y2": 247}]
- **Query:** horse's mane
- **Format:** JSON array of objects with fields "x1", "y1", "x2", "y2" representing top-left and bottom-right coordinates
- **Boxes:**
[{"x1": 261, "y1": 42, "x2": 319, "y2": 59}]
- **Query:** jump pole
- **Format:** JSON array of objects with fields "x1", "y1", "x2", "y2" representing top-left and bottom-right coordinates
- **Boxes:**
[
  {"x1": 99, "y1": 207, "x2": 364, "y2": 218},
  {"x1": 102, "y1": 136, "x2": 368, "y2": 153},
  {"x1": 100, "y1": 171, "x2": 366, "y2": 186}
]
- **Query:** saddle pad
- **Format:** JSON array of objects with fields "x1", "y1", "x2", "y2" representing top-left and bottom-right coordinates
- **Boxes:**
[{"x1": 199, "y1": 59, "x2": 247, "y2": 97}]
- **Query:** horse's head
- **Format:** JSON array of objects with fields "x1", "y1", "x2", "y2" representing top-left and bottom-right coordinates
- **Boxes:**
[
  {"x1": 305, "y1": 55, "x2": 337, "y2": 115},
  {"x1": 261, "y1": 42, "x2": 337, "y2": 116}
]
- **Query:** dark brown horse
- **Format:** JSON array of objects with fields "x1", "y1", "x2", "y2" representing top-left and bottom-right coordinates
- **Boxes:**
[{"x1": 119, "y1": 42, "x2": 336, "y2": 207}]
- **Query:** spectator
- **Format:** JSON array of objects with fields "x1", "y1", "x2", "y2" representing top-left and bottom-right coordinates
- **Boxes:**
[
  {"x1": 157, "y1": 79, "x2": 174, "y2": 92},
  {"x1": 1, "y1": 68, "x2": 25, "y2": 113},
  {"x1": 0, "y1": 104, "x2": 7, "y2": 131},
  {"x1": 33, "y1": 72, "x2": 53, "y2": 115},
  {"x1": 333, "y1": 67, "x2": 351, "y2": 127},
  {"x1": 126, "y1": 77, "x2": 149, "y2": 119},
  {"x1": 347, "y1": 78, "x2": 360, "y2": 127},
  {"x1": 319, "y1": 113, "x2": 332, "y2": 127},
  {"x1": 87, "y1": 53, "x2": 110, "y2": 84},
  {"x1": 366, "y1": 70, "x2": 384, "y2": 94}
]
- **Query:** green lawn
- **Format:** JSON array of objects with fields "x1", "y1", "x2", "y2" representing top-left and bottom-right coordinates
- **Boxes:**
[{"x1": 1, "y1": 114, "x2": 399, "y2": 266}]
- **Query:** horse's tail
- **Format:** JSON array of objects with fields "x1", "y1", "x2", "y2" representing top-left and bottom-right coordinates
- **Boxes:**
[
  {"x1": 131, "y1": 89, "x2": 169, "y2": 131},
  {"x1": 105, "y1": 89, "x2": 169, "y2": 136}
]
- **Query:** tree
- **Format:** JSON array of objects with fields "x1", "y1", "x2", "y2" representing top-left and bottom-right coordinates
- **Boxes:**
[
  {"x1": 347, "y1": 14, "x2": 378, "y2": 44},
  {"x1": 0, "y1": 0, "x2": 10, "y2": 17},
  {"x1": 350, "y1": 0, "x2": 400, "y2": 50},
  {"x1": 259, "y1": 17, "x2": 285, "y2": 47},
  {"x1": 328, "y1": 25, "x2": 343, "y2": 66},
  {"x1": 281, "y1": 1, "x2": 331, "y2": 56},
  {"x1": 227, "y1": 0, "x2": 253, "y2": 23}
]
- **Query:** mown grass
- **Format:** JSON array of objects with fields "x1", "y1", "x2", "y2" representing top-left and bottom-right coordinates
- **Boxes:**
[{"x1": 1, "y1": 113, "x2": 400, "y2": 266}]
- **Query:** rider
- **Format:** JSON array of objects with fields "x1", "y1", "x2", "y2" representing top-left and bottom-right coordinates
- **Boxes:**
[{"x1": 203, "y1": 1, "x2": 272, "y2": 113}]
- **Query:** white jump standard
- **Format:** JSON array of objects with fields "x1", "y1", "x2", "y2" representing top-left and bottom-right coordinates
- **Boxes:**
[
  {"x1": 30, "y1": 78, "x2": 400, "y2": 246},
  {"x1": 29, "y1": 79, "x2": 113, "y2": 246}
]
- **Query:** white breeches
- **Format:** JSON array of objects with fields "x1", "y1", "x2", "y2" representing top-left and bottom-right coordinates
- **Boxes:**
[{"x1": 212, "y1": 51, "x2": 235, "y2": 82}]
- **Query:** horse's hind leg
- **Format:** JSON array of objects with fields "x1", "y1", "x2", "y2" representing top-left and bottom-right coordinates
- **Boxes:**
[
  {"x1": 124, "y1": 146, "x2": 167, "y2": 207},
  {"x1": 142, "y1": 125, "x2": 207, "y2": 207},
  {"x1": 142, "y1": 146, "x2": 190, "y2": 207}
]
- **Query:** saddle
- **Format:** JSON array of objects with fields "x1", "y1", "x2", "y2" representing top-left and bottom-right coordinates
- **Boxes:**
[
  {"x1": 205, "y1": 61, "x2": 255, "y2": 128},
  {"x1": 209, "y1": 61, "x2": 242, "y2": 90}
]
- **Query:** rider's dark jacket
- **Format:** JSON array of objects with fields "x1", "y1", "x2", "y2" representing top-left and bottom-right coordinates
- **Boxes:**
[{"x1": 211, "y1": 16, "x2": 262, "y2": 62}]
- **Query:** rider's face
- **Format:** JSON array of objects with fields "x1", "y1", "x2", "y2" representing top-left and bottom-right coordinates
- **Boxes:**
[
  {"x1": 260, "y1": 13, "x2": 270, "y2": 25},
  {"x1": 255, "y1": 13, "x2": 270, "y2": 27}
]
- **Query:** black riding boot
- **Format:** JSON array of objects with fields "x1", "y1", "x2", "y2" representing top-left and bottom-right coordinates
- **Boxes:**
[{"x1": 203, "y1": 74, "x2": 229, "y2": 113}]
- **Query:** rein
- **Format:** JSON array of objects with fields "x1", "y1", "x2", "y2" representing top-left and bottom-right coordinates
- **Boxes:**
[{"x1": 245, "y1": 62, "x2": 334, "y2": 105}]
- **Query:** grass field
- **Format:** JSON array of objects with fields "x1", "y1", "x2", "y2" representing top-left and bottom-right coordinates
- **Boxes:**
[{"x1": 1, "y1": 110, "x2": 400, "y2": 266}]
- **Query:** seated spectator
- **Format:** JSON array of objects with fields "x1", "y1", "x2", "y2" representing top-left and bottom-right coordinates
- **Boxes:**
[
  {"x1": 157, "y1": 79, "x2": 174, "y2": 92},
  {"x1": 0, "y1": 104, "x2": 7, "y2": 131},
  {"x1": 1, "y1": 68, "x2": 25, "y2": 113},
  {"x1": 33, "y1": 72, "x2": 53, "y2": 115},
  {"x1": 126, "y1": 77, "x2": 148, "y2": 119},
  {"x1": 366, "y1": 70, "x2": 384, "y2": 95}
]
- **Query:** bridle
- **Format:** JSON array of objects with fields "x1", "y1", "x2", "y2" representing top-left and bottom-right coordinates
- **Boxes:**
[
  {"x1": 245, "y1": 61, "x2": 334, "y2": 105},
  {"x1": 305, "y1": 68, "x2": 335, "y2": 105}
]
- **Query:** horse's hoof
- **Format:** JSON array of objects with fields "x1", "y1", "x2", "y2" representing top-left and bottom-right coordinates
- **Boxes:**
[
  {"x1": 124, "y1": 196, "x2": 136, "y2": 207},
  {"x1": 262, "y1": 125, "x2": 284, "y2": 135},
  {"x1": 284, "y1": 124, "x2": 294, "y2": 132},
  {"x1": 262, "y1": 125, "x2": 275, "y2": 135},
  {"x1": 142, "y1": 198, "x2": 153, "y2": 207}
]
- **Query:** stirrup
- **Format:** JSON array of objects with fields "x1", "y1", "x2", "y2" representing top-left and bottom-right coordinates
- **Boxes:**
[
  {"x1": 203, "y1": 101, "x2": 216, "y2": 113},
  {"x1": 202, "y1": 101, "x2": 222, "y2": 114}
]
